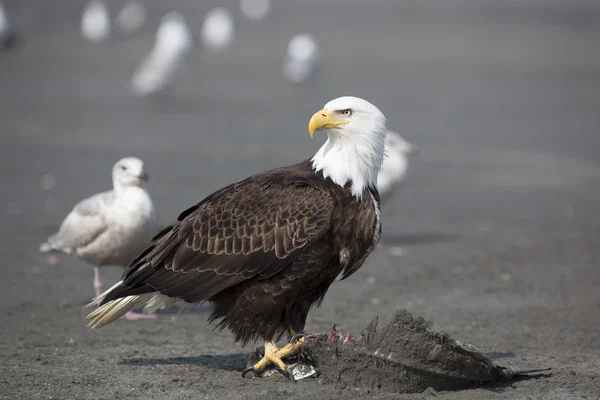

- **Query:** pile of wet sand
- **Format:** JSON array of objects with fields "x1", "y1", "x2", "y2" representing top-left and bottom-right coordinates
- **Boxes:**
[{"x1": 282, "y1": 310, "x2": 551, "y2": 393}]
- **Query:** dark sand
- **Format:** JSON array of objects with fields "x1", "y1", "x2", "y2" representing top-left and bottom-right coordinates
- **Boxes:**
[{"x1": 1, "y1": 0, "x2": 600, "y2": 399}]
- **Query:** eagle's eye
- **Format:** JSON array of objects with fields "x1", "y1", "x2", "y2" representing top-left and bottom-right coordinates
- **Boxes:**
[
  {"x1": 341, "y1": 109, "x2": 353, "y2": 117},
  {"x1": 120, "y1": 165, "x2": 127, "y2": 171}
]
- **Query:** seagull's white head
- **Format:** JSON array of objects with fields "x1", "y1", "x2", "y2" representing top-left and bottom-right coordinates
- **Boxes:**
[
  {"x1": 112, "y1": 157, "x2": 148, "y2": 189},
  {"x1": 156, "y1": 11, "x2": 192, "y2": 54},
  {"x1": 309, "y1": 96, "x2": 388, "y2": 197}
]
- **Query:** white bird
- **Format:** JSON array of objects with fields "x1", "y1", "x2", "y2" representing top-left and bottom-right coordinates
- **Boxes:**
[
  {"x1": 40, "y1": 157, "x2": 160, "y2": 321},
  {"x1": 0, "y1": 3, "x2": 6, "y2": 33},
  {"x1": 131, "y1": 12, "x2": 192, "y2": 96},
  {"x1": 81, "y1": 0, "x2": 110, "y2": 42},
  {"x1": 154, "y1": 12, "x2": 192, "y2": 56},
  {"x1": 282, "y1": 34, "x2": 319, "y2": 84},
  {"x1": 200, "y1": 7, "x2": 234, "y2": 51},
  {"x1": 0, "y1": 2, "x2": 18, "y2": 50},
  {"x1": 115, "y1": 0, "x2": 146, "y2": 35},
  {"x1": 377, "y1": 130, "x2": 417, "y2": 198},
  {"x1": 240, "y1": 0, "x2": 270, "y2": 21}
]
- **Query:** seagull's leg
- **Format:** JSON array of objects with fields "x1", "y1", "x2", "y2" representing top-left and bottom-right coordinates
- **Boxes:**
[
  {"x1": 93, "y1": 267, "x2": 103, "y2": 297},
  {"x1": 242, "y1": 338, "x2": 306, "y2": 380},
  {"x1": 124, "y1": 311, "x2": 158, "y2": 320}
]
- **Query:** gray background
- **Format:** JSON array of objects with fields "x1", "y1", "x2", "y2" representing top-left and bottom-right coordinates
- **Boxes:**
[{"x1": 1, "y1": 1, "x2": 599, "y2": 399}]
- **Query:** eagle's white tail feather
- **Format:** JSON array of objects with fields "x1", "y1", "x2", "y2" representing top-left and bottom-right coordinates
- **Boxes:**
[
  {"x1": 87, "y1": 294, "x2": 153, "y2": 329},
  {"x1": 143, "y1": 294, "x2": 177, "y2": 314},
  {"x1": 86, "y1": 280, "x2": 125, "y2": 308},
  {"x1": 87, "y1": 292, "x2": 181, "y2": 329}
]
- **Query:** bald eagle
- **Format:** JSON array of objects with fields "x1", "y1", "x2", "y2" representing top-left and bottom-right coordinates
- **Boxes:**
[{"x1": 87, "y1": 96, "x2": 388, "y2": 380}]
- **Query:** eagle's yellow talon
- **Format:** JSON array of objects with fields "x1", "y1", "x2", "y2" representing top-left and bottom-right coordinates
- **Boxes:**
[{"x1": 243, "y1": 339, "x2": 305, "y2": 380}]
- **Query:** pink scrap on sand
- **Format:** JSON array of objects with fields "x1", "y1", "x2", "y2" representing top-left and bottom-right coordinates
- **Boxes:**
[{"x1": 326, "y1": 329, "x2": 355, "y2": 344}]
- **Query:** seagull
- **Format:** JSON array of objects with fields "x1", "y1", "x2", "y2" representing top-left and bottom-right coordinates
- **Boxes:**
[
  {"x1": 200, "y1": 7, "x2": 234, "y2": 51},
  {"x1": 115, "y1": 0, "x2": 146, "y2": 35},
  {"x1": 81, "y1": 0, "x2": 110, "y2": 42},
  {"x1": 130, "y1": 11, "x2": 192, "y2": 96},
  {"x1": 0, "y1": 2, "x2": 18, "y2": 50},
  {"x1": 377, "y1": 130, "x2": 417, "y2": 199},
  {"x1": 240, "y1": 0, "x2": 270, "y2": 21},
  {"x1": 282, "y1": 34, "x2": 319, "y2": 84},
  {"x1": 40, "y1": 157, "x2": 159, "y2": 320}
]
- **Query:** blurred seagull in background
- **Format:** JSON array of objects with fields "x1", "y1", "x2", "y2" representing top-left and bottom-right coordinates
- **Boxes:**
[
  {"x1": 282, "y1": 34, "x2": 319, "y2": 84},
  {"x1": 115, "y1": 0, "x2": 146, "y2": 35},
  {"x1": 0, "y1": 2, "x2": 18, "y2": 51},
  {"x1": 130, "y1": 11, "x2": 192, "y2": 96},
  {"x1": 201, "y1": 7, "x2": 235, "y2": 51},
  {"x1": 240, "y1": 0, "x2": 270, "y2": 21},
  {"x1": 81, "y1": 0, "x2": 110, "y2": 42},
  {"x1": 40, "y1": 157, "x2": 160, "y2": 321},
  {"x1": 377, "y1": 130, "x2": 417, "y2": 199}
]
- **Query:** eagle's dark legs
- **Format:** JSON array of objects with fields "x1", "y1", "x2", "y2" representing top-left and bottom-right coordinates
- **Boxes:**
[{"x1": 242, "y1": 338, "x2": 307, "y2": 381}]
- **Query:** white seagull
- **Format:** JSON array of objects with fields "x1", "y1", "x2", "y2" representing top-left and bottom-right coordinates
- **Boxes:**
[
  {"x1": 130, "y1": 11, "x2": 193, "y2": 96},
  {"x1": 282, "y1": 34, "x2": 319, "y2": 84},
  {"x1": 240, "y1": 0, "x2": 270, "y2": 21},
  {"x1": 0, "y1": 2, "x2": 18, "y2": 50},
  {"x1": 81, "y1": 0, "x2": 110, "y2": 42},
  {"x1": 115, "y1": 0, "x2": 146, "y2": 35},
  {"x1": 40, "y1": 157, "x2": 160, "y2": 320},
  {"x1": 200, "y1": 7, "x2": 235, "y2": 51},
  {"x1": 377, "y1": 130, "x2": 417, "y2": 199}
]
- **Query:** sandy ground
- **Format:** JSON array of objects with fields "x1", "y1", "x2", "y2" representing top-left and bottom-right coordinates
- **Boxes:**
[{"x1": 1, "y1": 0, "x2": 600, "y2": 399}]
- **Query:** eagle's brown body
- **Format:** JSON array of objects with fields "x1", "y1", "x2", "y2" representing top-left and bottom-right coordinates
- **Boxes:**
[{"x1": 99, "y1": 159, "x2": 381, "y2": 344}]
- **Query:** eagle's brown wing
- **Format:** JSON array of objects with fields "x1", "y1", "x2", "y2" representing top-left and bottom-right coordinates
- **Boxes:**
[{"x1": 101, "y1": 168, "x2": 334, "y2": 305}]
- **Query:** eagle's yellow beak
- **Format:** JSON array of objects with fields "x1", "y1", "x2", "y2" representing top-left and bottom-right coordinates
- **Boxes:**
[{"x1": 308, "y1": 109, "x2": 349, "y2": 137}]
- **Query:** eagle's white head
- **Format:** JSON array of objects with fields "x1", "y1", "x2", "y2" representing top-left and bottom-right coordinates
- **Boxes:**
[{"x1": 309, "y1": 96, "x2": 388, "y2": 197}]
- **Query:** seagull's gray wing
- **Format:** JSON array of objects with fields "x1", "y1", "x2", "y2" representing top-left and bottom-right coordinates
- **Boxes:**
[{"x1": 40, "y1": 191, "x2": 114, "y2": 253}]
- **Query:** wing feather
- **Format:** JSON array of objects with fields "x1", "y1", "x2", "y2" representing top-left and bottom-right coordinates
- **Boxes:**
[
  {"x1": 104, "y1": 166, "x2": 334, "y2": 305},
  {"x1": 40, "y1": 191, "x2": 113, "y2": 253}
]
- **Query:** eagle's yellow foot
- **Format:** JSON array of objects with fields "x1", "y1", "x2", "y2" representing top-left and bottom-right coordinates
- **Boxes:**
[{"x1": 242, "y1": 338, "x2": 306, "y2": 381}]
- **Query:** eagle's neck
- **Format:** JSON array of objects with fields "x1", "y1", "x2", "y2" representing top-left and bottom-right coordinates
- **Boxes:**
[{"x1": 311, "y1": 133, "x2": 386, "y2": 198}]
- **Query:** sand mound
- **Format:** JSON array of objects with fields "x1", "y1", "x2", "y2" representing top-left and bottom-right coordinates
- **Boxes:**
[
  {"x1": 244, "y1": 310, "x2": 552, "y2": 393},
  {"x1": 297, "y1": 310, "x2": 550, "y2": 393}
]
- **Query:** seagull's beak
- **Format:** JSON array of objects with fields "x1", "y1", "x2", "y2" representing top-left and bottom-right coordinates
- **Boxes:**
[
  {"x1": 308, "y1": 109, "x2": 349, "y2": 137},
  {"x1": 138, "y1": 172, "x2": 149, "y2": 182}
]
